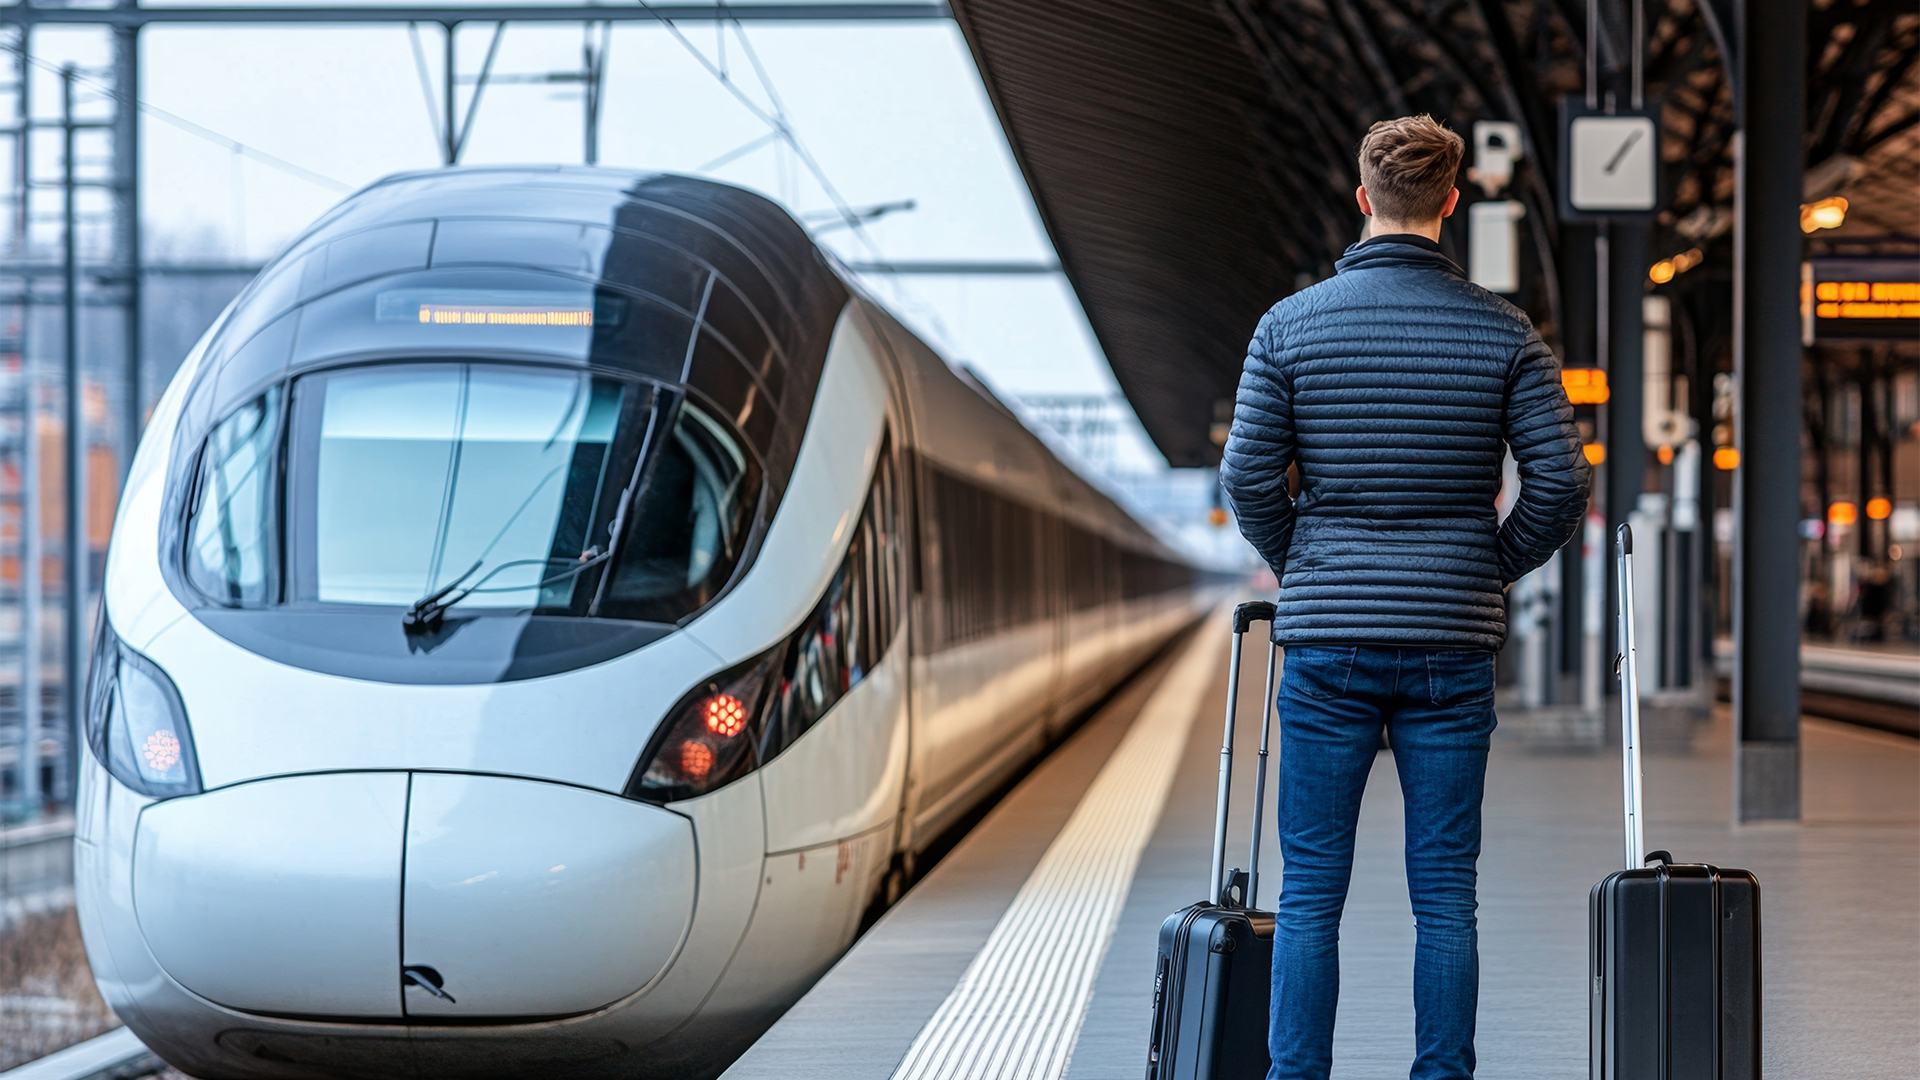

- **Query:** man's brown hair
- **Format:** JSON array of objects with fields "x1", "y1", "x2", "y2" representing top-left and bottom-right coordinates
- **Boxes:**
[{"x1": 1358, "y1": 115, "x2": 1464, "y2": 223}]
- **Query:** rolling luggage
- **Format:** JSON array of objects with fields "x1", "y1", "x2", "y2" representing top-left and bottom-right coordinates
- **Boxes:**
[
  {"x1": 1590, "y1": 525, "x2": 1762, "y2": 1080},
  {"x1": 1145, "y1": 601, "x2": 1278, "y2": 1080}
]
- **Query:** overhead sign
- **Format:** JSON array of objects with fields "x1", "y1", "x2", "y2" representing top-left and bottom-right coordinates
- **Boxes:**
[
  {"x1": 1560, "y1": 101, "x2": 1662, "y2": 220},
  {"x1": 1801, "y1": 258, "x2": 1920, "y2": 343}
]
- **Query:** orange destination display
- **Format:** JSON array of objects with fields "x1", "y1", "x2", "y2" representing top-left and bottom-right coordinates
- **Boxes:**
[
  {"x1": 1802, "y1": 258, "x2": 1920, "y2": 343},
  {"x1": 374, "y1": 288, "x2": 623, "y2": 328}
]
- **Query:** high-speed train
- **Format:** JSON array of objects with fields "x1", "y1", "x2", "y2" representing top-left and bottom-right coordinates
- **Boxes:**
[{"x1": 77, "y1": 166, "x2": 1211, "y2": 1079}]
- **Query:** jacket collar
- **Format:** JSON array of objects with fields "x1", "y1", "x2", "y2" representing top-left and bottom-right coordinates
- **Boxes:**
[{"x1": 1335, "y1": 234, "x2": 1466, "y2": 279}]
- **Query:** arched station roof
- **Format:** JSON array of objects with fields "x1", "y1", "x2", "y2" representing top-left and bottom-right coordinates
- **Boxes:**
[{"x1": 949, "y1": 0, "x2": 1919, "y2": 467}]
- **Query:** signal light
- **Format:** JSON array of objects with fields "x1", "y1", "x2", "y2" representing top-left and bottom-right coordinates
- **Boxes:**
[
  {"x1": 1583, "y1": 443, "x2": 1606, "y2": 466},
  {"x1": 1828, "y1": 502, "x2": 1858, "y2": 527},
  {"x1": 1866, "y1": 497, "x2": 1891, "y2": 521},
  {"x1": 1656, "y1": 445, "x2": 1674, "y2": 465},
  {"x1": 704, "y1": 693, "x2": 747, "y2": 737},
  {"x1": 678, "y1": 741, "x2": 714, "y2": 782},
  {"x1": 142, "y1": 729, "x2": 182, "y2": 772},
  {"x1": 1713, "y1": 447, "x2": 1739, "y2": 470},
  {"x1": 628, "y1": 653, "x2": 779, "y2": 803}
]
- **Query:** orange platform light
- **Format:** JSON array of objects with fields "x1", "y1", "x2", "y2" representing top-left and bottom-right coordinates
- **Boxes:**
[
  {"x1": 1208, "y1": 506, "x2": 1229, "y2": 527},
  {"x1": 1866, "y1": 497, "x2": 1892, "y2": 521},
  {"x1": 1582, "y1": 443, "x2": 1606, "y2": 466},
  {"x1": 1713, "y1": 447, "x2": 1740, "y2": 470},
  {"x1": 1828, "y1": 502, "x2": 1858, "y2": 527},
  {"x1": 1563, "y1": 368, "x2": 1610, "y2": 405},
  {"x1": 1656, "y1": 445, "x2": 1674, "y2": 465},
  {"x1": 1800, "y1": 196, "x2": 1848, "y2": 233}
]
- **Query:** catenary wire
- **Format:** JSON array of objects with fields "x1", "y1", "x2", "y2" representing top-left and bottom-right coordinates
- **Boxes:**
[{"x1": 8, "y1": 46, "x2": 352, "y2": 193}]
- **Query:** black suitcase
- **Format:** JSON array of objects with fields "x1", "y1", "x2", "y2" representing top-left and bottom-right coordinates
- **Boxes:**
[
  {"x1": 1590, "y1": 525, "x2": 1762, "y2": 1080},
  {"x1": 1145, "y1": 601, "x2": 1278, "y2": 1080}
]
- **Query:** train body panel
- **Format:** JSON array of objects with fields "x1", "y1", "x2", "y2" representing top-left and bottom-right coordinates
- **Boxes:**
[
  {"x1": 757, "y1": 625, "x2": 909, "y2": 854},
  {"x1": 133, "y1": 772, "x2": 413, "y2": 1018},
  {"x1": 76, "y1": 167, "x2": 1216, "y2": 1080}
]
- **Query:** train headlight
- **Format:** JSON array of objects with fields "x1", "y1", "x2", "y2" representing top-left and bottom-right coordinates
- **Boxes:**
[
  {"x1": 86, "y1": 620, "x2": 202, "y2": 799},
  {"x1": 626, "y1": 651, "x2": 780, "y2": 803}
]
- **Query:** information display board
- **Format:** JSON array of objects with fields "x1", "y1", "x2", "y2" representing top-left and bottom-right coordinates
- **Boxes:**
[{"x1": 1802, "y1": 258, "x2": 1920, "y2": 343}]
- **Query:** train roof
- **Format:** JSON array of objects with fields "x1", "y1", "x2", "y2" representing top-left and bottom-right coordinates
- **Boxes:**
[{"x1": 173, "y1": 167, "x2": 847, "y2": 514}]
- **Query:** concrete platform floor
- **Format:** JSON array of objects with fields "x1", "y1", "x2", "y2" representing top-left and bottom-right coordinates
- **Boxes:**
[{"x1": 725, "y1": 619, "x2": 1919, "y2": 1080}]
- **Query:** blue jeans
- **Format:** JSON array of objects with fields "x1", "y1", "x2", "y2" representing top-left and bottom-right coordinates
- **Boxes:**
[{"x1": 1267, "y1": 646, "x2": 1496, "y2": 1080}]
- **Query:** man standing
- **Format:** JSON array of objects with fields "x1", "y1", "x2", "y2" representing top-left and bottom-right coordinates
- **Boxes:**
[{"x1": 1219, "y1": 115, "x2": 1590, "y2": 1080}]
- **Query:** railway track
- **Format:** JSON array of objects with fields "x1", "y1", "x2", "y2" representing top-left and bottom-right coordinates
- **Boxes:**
[
  {"x1": 1716, "y1": 642, "x2": 1917, "y2": 737},
  {"x1": 0, "y1": 1028, "x2": 159, "y2": 1080}
]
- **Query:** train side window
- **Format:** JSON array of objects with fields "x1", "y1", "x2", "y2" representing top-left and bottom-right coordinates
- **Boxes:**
[
  {"x1": 927, "y1": 466, "x2": 1052, "y2": 647},
  {"x1": 762, "y1": 437, "x2": 897, "y2": 758},
  {"x1": 599, "y1": 399, "x2": 761, "y2": 621},
  {"x1": 184, "y1": 388, "x2": 283, "y2": 605}
]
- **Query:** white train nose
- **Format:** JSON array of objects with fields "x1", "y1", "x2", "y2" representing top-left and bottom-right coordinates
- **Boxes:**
[
  {"x1": 132, "y1": 772, "x2": 696, "y2": 1021},
  {"x1": 399, "y1": 773, "x2": 695, "y2": 1017},
  {"x1": 134, "y1": 772, "x2": 413, "y2": 1017}
]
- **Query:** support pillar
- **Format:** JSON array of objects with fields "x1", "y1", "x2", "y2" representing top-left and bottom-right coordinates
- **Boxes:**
[
  {"x1": 1605, "y1": 221, "x2": 1649, "y2": 556},
  {"x1": 1558, "y1": 225, "x2": 1597, "y2": 684},
  {"x1": 60, "y1": 66, "x2": 85, "y2": 804},
  {"x1": 114, "y1": 20, "x2": 142, "y2": 463},
  {"x1": 1733, "y1": 0, "x2": 1804, "y2": 822}
]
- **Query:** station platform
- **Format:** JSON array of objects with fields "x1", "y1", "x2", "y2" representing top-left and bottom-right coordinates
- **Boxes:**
[{"x1": 723, "y1": 615, "x2": 1918, "y2": 1080}]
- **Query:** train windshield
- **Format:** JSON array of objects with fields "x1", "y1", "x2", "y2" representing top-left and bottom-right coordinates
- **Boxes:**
[{"x1": 185, "y1": 362, "x2": 762, "y2": 626}]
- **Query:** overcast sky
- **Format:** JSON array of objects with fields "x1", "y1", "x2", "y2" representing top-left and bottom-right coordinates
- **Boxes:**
[{"x1": 25, "y1": 16, "x2": 1173, "y2": 476}]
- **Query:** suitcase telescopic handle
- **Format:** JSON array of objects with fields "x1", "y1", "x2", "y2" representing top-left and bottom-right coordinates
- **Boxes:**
[
  {"x1": 1615, "y1": 525, "x2": 1647, "y2": 870},
  {"x1": 1212, "y1": 602, "x2": 1279, "y2": 907}
]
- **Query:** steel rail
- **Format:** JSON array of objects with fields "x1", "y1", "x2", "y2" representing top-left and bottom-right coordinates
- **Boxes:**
[
  {"x1": 0, "y1": 4, "x2": 950, "y2": 26},
  {"x1": 0, "y1": 1029, "x2": 157, "y2": 1080}
]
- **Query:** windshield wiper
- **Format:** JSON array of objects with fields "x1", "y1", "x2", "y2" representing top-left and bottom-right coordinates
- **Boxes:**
[
  {"x1": 402, "y1": 560, "x2": 485, "y2": 633},
  {"x1": 402, "y1": 551, "x2": 615, "y2": 633}
]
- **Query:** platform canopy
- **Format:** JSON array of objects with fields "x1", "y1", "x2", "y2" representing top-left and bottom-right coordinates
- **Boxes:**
[{"x1": 948, "y1": 0, "x2": 1918, "y2": 467}]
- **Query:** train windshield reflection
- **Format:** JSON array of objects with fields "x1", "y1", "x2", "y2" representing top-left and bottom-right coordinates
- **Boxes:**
[
  {"x1": 309, "y1": 364, "x2": 624, "y2": 609},
  {"x1": 184, "y1": 361, "x2": 765, "y2": 625}
]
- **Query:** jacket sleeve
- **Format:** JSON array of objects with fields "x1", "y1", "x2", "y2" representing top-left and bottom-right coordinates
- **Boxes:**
[
  {"x1": 1219, "y1": 316, "x2": 1297, "y2": 577},
  {"x1": 1497, "y1": 330, "x2": 1592, "y2": 583}
]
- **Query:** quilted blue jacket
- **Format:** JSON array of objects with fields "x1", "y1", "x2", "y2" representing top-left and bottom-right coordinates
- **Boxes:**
[{"x1": 1220, "y1": 234, "x2": 1590, "y2": 650}]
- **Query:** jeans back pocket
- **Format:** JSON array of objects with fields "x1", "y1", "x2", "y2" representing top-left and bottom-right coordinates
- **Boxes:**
[
  {"x1": 1425, "y1": 649, "x2": 1495, "y2": 706},
  {"x1": 1285, "y1": 645, "x2": 1356, "y2": 700}
]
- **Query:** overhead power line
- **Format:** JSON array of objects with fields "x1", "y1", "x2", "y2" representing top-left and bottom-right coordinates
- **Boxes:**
[
  {"x1": 635, "y1": 1, "x2": 889, "y2": 263},
  {"x1": 8, "y1": 46, "x2": 353, "y2": 192}
]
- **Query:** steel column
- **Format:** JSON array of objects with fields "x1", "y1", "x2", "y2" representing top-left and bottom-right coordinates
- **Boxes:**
[
  {"x1": 1605, "y1": 219, "x2": 1649, "y2": 575},
  {"x1": 114, "y1": 19, "x2": 140, "y2": 462},
  {"x1": 60, "y1": 64, "x2": 83, "y2": 803},
  {"x1": 1732, "y1": 0, "x2": 1804, "y2": 821},
  {"x1": 14, "y1": 25, "x2": 39, "y2": 812}
]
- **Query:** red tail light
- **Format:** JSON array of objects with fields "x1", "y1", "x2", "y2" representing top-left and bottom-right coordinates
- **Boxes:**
[{"x1": 704, "y1": 694, "x2": 747, "y2": 737}]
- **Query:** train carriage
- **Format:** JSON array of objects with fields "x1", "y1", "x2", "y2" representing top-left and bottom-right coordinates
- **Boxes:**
[{"x1": 77, "y1": 167, "x2": 1213, "y2": 1079}]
